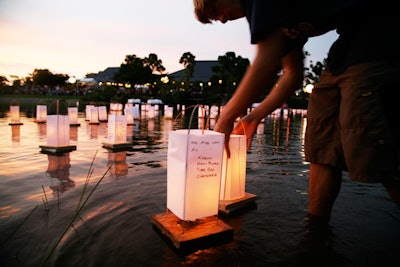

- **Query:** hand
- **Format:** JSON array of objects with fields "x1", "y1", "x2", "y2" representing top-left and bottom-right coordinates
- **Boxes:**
[
  {"x1": 232, "y1": 113, "x2": 260, "y2": 150},
  {"x1": 214, "y1": 119, "x2": 234, "y2": 158}
]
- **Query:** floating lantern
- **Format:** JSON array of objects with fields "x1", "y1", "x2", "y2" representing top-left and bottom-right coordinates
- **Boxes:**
[
  {"x1": 167, "y1": 129, "x2": 225, "y2": 221},
  {"x1": 89, "y1": 107, "x2": 99, "y2": 124},
  {"x1": 124, "y1": 107, "x2": 134, "y2": 125},
  {"x1": 102, "y1": 114, "x2": 131, "y2": 150},
  {"x1": 68, "y1": 107, "x2": 80, "y2": 126},
  {"x1": 133, "y1": 105, "x2": 140, "y2": 119},
  {"x1": 147, "y1": 105, "x2": 155, "y2": 119},
  {"x1": 219, "y1": 134, "x2": 257, "y2": 214},
  {"x1": 85, "y1": 105, "x2": 94, "y2": 120},
  {"x1": 98, "y1": 106, "x2": 108, "y2": 122},
  {"x1": 35, "y1": 105, "x2": 47, "y2": 123},
  {"x1": 9, "y1": 105, "x2": 23, "y2": 125},
  {"x1": 40, "y1": 115, "x2": 76, "y2": 153},
  {"x1": 164, "y1": 106, "x2": 174, "y2": 119},
  {"x1": 209, "y1": 105, "x2": 219, "y2": 119}
]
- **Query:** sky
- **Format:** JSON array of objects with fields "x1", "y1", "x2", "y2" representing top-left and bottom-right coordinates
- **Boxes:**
[{"x1": 0, "y1": 0, "x2": 339, "y2": 81}]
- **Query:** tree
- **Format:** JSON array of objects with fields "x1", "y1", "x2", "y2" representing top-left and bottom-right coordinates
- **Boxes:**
[
  {"x1": 144, "y1": 53, "x2": 166, "y2": 74},
  {"x1": 31, "y1": 69, "x2": 69, "y2": 86},
  {"x1": 114, "y1": 54, "x2": 153, "y2": 86},
  {"x1": 210, "y1": 51, "x2": 250, "y2": 103},
  {"x1": 0, "y1": 75, "x2": 8, "y2": 87},
  {"x1": 179, "y1": 52, "x2": 196, "y2": 82}
]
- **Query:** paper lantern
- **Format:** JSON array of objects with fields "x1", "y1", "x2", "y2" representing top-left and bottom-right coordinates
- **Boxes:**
[
  {"x1": 67, "y1": 107, "x2": 79, "y2": 125},
  {"x1": 46, "y1": 115, "x2": 70, "y2": 146},
  {"x1": 124, "y1": 108, "x2": 134, "y2": 125},
  {"x1": 164, "y1": 106, "x2": 174, "y2": 119},
  {"x1": 167, "y1": 129, "x2": 225, "y2": 221},
  {"x1": 98, "y1": 106, "x2": 108, "y2": 122},
  {"x1": 147, "y1": 106, "x2": 155, "y2": 119},
  {"x1": 85, "y1": 105, "x2": 94, "y2": 120},
  {"x1": 209, "y1": 105, "x2": 219, "y2": 119},
  {"x1": 107, "y1": 114, "x2": 127, "y2": 143},
  {"x1": 220, "y1": 134, "x2": 247, "y2": 201},
  {"x1": 9, "y1": 105, "x2": 23, "y2": 125},
  {"x1": 133, "y1": 105, "x2": 140, "y2": 119},
  {"x1": 89, "y1": 107, "x2": 99, "y2": 124},
  {"x1": 35, "y1": 105, "x2": 47, "y2": 123}
]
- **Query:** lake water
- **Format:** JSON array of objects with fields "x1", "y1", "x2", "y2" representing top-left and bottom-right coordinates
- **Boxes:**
[{"x1": 0, "y1": 104, "x2": 399, "y2": 267}]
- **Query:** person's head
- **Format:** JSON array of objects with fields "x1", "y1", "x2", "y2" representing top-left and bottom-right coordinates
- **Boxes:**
[{"x1": 193, "y1": 0, "x2": 245, "y2": 24}]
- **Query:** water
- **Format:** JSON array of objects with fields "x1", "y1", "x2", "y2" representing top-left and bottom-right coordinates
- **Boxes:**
[{"x1": 0, "y1": 107, "x2": 399, "y2": 267}]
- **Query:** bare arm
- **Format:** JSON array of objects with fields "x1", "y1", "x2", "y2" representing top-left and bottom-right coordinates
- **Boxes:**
[
  {"x1": 214, "y1": 29, "x2": 304, "y2": 153},
  {"x1": 233, "y1": 43, "x2": 304, "y2": 149}
]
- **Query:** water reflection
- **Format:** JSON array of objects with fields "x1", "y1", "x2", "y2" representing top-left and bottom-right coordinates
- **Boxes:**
[
  {"x1": 10, "y1": 125, "x2": 20, "y2": 143},
  {"x1": 45, "y1": 152, "x2": 75, "y2": 195},
  {"x1": 107, "y1": 150, "x2": 129, "y2": 179}
]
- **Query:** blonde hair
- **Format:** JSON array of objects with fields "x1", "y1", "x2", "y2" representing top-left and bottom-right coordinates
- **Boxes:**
[{"x1": 193, "y1": 0, "x2": 216, "y2": 24}]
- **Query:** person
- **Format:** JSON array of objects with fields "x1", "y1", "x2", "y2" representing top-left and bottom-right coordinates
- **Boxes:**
[{"x1": 192, "y1": 0, "x2": 400, "y2": 224}]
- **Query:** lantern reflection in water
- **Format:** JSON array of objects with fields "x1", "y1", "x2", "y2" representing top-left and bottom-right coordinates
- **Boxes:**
[
  {"x1": 107, "y1": 150, "x2": 128, "y2": 179},
  {"x1": 46, "y1": 152, "x2": 75, "y2": 195},
  {"x1": 11, "y1": 125, "x2": 20, "y2": 143}
]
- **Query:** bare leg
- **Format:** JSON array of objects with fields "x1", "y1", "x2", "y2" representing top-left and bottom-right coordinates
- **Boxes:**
[
  {"x1": 383, "y1": 179, "x2": 400, "y2": 208},
  {"x1": 308, "y1": 163, "x2": 342, "y2": 221}
]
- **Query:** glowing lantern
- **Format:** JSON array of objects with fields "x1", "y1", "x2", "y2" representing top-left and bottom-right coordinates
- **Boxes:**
[
  {"x1": 89, "y1": 107, "x2": 99, "y2": 124},
  {"x1": 46, "y1": 115, "x2": 70, "y2": 146},
  {"x1": 164, "y1": 106, "x2": 174, "y2": 119},
  {"x1": 107, "y1": 114, "x2": 127, "y2": 143},
  {"x1": 147, "y1": 106, "x2": 155, "y2": 119},
  {"x1": 9, "y1": 105, "x2": 23, "y2": 125},
  {"x1": 167, "y1": 129, "x2": 225, "y2": 221},
  {"x1": 35, "y1": 105, "x2": 47, "y2": 123},
  {"x1": 124, "y1": 108, "x2": 134, "y2": 125},
  {"x1": 98, "y1": 106, "x2": 108, "y2": 122},
  {"x1": 133, "y1": 105, "x2": 140, "y2": 119},
  {"x1": 220, "y1": 134, "x2": 247, "y2": 200},
  {"x1": 85, "y1": 105, "x2": 94, "y2": 120},
  {"x1": 67, "y1": 107, "x2": 79, "y2": 126}
]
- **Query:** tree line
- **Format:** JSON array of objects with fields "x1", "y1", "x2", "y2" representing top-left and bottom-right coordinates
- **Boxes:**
[{"x1": 0, "y1": 50, "x2": 324, "y2": 108}]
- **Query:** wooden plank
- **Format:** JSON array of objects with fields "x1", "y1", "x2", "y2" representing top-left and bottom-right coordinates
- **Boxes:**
[
  {"x1": 219, "y1": 192, "x2": 257, "y2": 215},
  {"x1": 39, "y1": 145, "x2": 76, "y2": 154},
  {"x1": 152, "y1": 212, "x2": 233, "y2": 251}
]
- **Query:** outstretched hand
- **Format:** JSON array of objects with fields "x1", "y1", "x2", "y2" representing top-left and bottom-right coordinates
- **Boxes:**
[
  {"x1": 214, "y1": 120, "x2": 233, "y2": 158},
  {"x1": 232, "y1": 113, "x2": 260, "y2": 150}
]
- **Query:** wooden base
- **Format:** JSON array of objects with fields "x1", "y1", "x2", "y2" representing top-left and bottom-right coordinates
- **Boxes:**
[
  {"x1": 39, "y1": 145, "x2": 77, "y2": 154},
  {"x1": 34, "y1": 120, "x2": 46, "y2": 123},
  {"x1": 152, "y1": 212, "x2": 233, "y2": 252},
  {"x1": 102, "y1": 142, "x2": 132, "y2": 150},
  {"x1": 9, "y1": 122, "x2": 23, "y2": 125},
  {"x1": 219, "y1": 192, "x2": 257, "y2": 215},
  {"x1": 70, "y1": 123, "x2": 81, "y2": 127}
]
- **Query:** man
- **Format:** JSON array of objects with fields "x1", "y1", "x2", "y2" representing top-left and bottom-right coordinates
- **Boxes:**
[{"x1": 193, "y1": 0, "x2": 400, "y2": 224}]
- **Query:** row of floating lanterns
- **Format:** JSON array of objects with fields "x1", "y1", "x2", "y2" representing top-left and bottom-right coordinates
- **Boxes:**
[{"x1": 8, "y1": 102, "x2": 256, "y2": 244}]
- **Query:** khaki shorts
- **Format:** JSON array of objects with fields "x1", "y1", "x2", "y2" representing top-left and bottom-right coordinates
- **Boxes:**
[{"x1": 305, "y1": 60, "x2": 400, "y2": 182}]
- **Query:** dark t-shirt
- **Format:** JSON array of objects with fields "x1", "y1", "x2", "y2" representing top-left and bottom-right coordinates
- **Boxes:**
[{"x1": 242, "y1": 0, "x2": 398, "y2": 74}]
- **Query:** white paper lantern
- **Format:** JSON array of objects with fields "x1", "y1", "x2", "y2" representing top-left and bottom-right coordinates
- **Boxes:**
[
  {"x1": 220, "y1": 134, "x2": 247, "y2": 201},
  {"x1": 85, "y1": 105, "x2": 95, "y2": 120},
  {"x1": 98, "y1": 106, "x2": 108, "y2": 121},
  {"x1": 36, "y1": 105, "x2": 47, "y2": 122},
  {"x1": 89, "y1": 107, "x2": 99, "y2": 124},
  {"x1": 68, "y1": 107, "x2": 79, "y2": 125},
  {"x1": 133, "y1": 106, "x2": 140, "y2": 119},
  {"x1": 107, "y1": 114, "x2": 127, "y2": 143},
  {"x1": 164, "y1": 106, "x2": 174, "y2": 119},
  {"x1": 124, "y1": 108, "x2": 134, "y2": 125},
  {"x1": 167, "y1": 129, "x2": 225, "y2": 221},
  {"x1": 46, "y1": 115, "x2": 70, "y2": 146},
  {"x1": 10, "y1": 106, "x2": 21, "y2": 124}
]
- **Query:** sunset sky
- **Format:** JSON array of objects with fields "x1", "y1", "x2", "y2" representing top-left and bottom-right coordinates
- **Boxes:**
[{"x1": 0, "y1": 0, "x2": 338, "y2": 80}]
